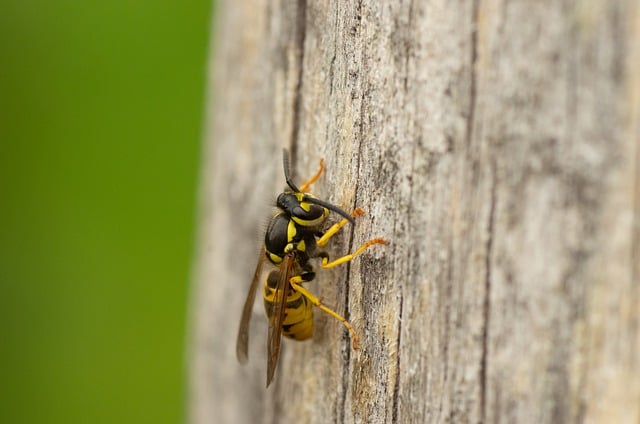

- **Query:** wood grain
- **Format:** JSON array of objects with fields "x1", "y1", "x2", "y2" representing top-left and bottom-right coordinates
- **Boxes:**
[{"x1": 188, "y1": 1, "x2": 640, "y2": 422}]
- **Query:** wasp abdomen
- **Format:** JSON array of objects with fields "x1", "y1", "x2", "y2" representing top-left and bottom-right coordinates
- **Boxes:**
[{"x1": 263, "y1": 271, "x2": 313, "y2": 341}]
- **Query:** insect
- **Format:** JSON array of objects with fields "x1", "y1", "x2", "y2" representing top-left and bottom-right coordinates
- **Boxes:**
[{"x1": 236, "y1": 149, "x2": 387, "y2": 387}]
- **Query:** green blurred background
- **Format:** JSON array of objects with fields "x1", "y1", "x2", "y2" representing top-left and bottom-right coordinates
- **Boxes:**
[{"x1": 0, "y1": 1, "x2": 212, "y2": 422}]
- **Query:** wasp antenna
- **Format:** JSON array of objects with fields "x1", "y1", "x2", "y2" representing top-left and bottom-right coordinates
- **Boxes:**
[
  {"x1": 282, "y1": 148, "x2": 301, "y2": 193},
  {"x1": 303, "y1": 196, "x2": 355, "y2": 225}
]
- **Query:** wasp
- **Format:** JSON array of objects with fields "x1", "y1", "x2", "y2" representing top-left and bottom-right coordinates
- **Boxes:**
[{"x1": 236, "y1": 149, "x2": 386, "y2": 387}]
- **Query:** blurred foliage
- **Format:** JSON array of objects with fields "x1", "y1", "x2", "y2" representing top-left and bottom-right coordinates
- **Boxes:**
[{"x1": 0, "y1": 0, "x2": 212, "y2": 422}]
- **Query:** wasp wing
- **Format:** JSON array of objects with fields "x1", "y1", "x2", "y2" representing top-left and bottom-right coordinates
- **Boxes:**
[
  {"x1": 266, "y1": 253, "x2": 294, "y2": 387},
  {"x1": 236, "y1": 249, "x2": 266, "y2": 364}
]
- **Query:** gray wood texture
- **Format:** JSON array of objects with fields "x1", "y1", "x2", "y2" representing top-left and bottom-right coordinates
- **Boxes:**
[{"x1": 188, "y1": 1, "x2": 640, "y2": 422}]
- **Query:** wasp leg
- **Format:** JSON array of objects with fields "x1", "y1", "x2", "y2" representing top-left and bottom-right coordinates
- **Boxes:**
[
  {"x1": 316, "y1": 207, "x2": 387, "y2": 267},
  {"x1": 317, "y1": 207, "x2": 365, "y2": 247},
  {"x1": 299, "y1": 159, "x2": 325, "y2": 192},
  {"x1": 289, "y1": 275, "x2": 359, "y2": 349},
  {"x1": 320, "y1": 238, "x2": 387, "y2": 269},
  {"x1": 299, "y1": 264, "x2": 315, "y2": 283}
]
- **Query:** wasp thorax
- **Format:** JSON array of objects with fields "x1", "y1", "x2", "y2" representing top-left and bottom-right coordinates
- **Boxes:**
[{"x1": 264, "y1": 213, "x2": 291, "y2": 261}]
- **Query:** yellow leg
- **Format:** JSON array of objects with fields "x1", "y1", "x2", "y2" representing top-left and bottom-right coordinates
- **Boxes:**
[
  {"x1": 321, "y1": 238, "x2": 387, "y2": 269},
  {"x1": 317, "y1": 208, "x2": 365, "y2": 247},
  {"x1": 290, "y1": 276, "x2": 359, "y2": 349},
  {"x1": 299, "y1": 159, "x2": 325, "y2": 192},
  {"x1": 316, "y1": 207, "x2": 387, "y2": 267}
]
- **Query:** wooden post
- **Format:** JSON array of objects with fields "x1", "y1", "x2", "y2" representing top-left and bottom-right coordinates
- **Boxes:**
[{"x1": 188, "y1": 1, "x2": 640, "y2": 422}]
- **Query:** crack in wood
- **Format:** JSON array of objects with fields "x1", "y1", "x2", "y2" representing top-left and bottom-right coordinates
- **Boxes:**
[
  {"x1": 480, "y1": 160, "x2": 496, "y2": 423},
  {"x1": 466, "y1": 0, "x2": 491, "y2": 421},
  {"x1": 288, "y1": 0, "x2": 308, "y2": 168},
  {"x1": 466, "y1": 0, "x2": 479, "y2": 148},
  {"x1": 391, "y1": 293, "x2": 404, "y2": 423}
]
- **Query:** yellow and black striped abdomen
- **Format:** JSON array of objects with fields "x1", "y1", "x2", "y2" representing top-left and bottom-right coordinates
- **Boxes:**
[
  {"x1": 263, "y1": 273, "x2": 314, "y2": 341},
  {"x1": 280, "y1": 290, "x2": 313, "y2": 340}
]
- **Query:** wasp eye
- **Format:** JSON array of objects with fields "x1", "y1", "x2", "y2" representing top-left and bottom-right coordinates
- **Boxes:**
[{"x1": 276, "y1": 192, "x2": 297, "y2": 212}]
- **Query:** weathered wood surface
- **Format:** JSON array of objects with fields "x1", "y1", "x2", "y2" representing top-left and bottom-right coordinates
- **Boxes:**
[{"x1": 188, "y1": 1, "x2": 640, "y2": 423}]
